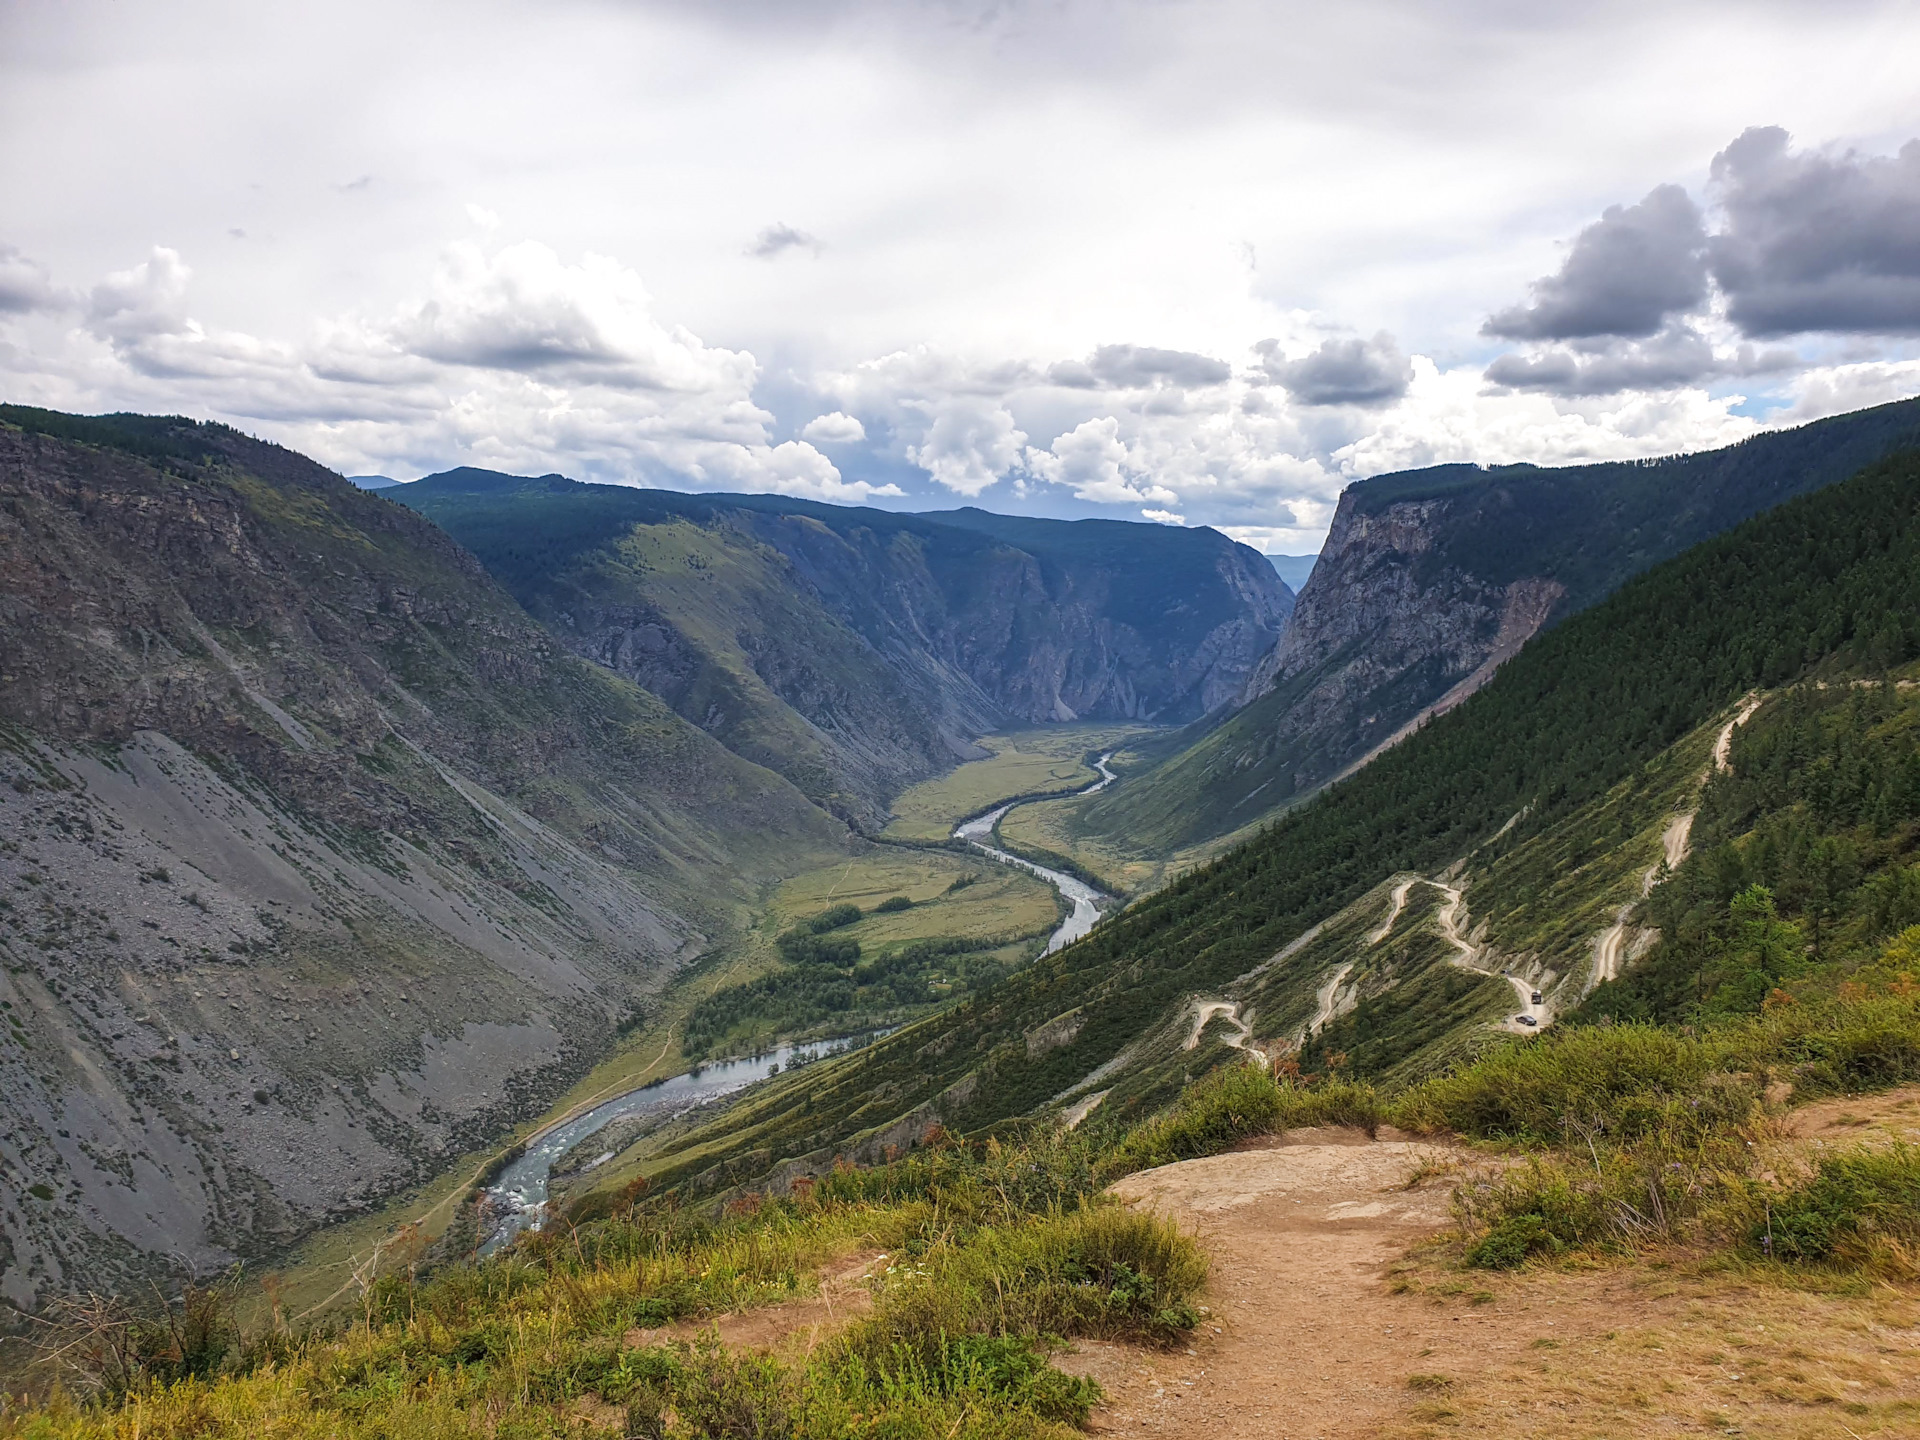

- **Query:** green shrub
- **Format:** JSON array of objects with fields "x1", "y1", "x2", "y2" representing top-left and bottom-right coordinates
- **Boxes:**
[
  {"x1": 876, "y1": 895, "x2": 914, "y2": 913},
  {"x1": 1099, "y1": 1061, "x2": 1381, "y2": 1179},
  {"x1": 1757, "y1": 1142, "x2": 1920, "y2": 1268}
]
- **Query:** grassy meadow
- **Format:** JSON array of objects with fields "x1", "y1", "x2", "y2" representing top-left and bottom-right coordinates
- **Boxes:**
[{"x1": 881, "y1": 725, "x2": 1159, "y2": 843}]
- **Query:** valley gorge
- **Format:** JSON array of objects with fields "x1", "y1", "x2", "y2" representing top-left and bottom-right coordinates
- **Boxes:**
[{"x1": 6, "y1": 397, "x2": 1920, "y2": 1387}]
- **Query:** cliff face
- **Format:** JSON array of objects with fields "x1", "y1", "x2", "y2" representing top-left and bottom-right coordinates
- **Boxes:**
[
  {"x1": 1236, "y1": 490, "x2": 1565, "y2": 774},
  {"x1": 0, "y1": 415, "x2": 840, "y2": 1306},
  {"x1": 401, "y1": 477, "x2": 1292, "y2": 827},
  {"x1": 1078, "y1": 394, "x2": 1920, "y2": 853}
]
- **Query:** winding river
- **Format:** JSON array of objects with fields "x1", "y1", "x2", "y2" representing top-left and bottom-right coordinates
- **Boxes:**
[
  {"x1": 953, "y1": 752, "x2": 1117, "y2": 954},
  {"x1": 476, "y1": 755, "x2": 1120, "y2": 1250},
  {"x1": 479, "y1": 1031, "x2": 882, "y2": 1253}
]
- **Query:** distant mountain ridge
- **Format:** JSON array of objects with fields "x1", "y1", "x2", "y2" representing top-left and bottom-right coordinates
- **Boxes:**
[
  {"x1": 398, "y1": 471, "x2": 1293, "y2": 827},
  {"x1": 1075, "y1": 395, "x2": 1920, "y2": 852},
  {"x1": 1265, "y1": 552, "x2": 1317, "y2": 590}
]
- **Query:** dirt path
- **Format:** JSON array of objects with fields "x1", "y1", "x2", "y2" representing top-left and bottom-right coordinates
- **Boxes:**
[
  {"x1": 1307, "y1": 964, "x2": 1356, "y2": 1038},
  {"x1": 1584, "y1": 696, "x2": 1763, "y2": 996},
  {"x1": 1430, "y1": 881, "x2": 1543, "y2": 1029},
  {"x1": 1367, "y1": 879, "x2": 1416, "y2": 945},
  {"x1": 1186, "y1": 1000, "x2": 1266, "y2": 1065},
  {"x1": 1712, "y1": 692, "x2": 1764, "y2": 772},
  {"x1": 1587, "y1": 903, "x2": 1634, "y2": 988},
  {"x1": 1067, "y1": 1129, "x2": 1495, "y2": 1438},
  {"x1": 1070, "y1": 1123, "x2": 1920, "y2": 1438}
]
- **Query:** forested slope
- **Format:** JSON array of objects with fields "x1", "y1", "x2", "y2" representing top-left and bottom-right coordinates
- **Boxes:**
[{"x1": 588, "y1": 445, "x2": 1920, "y2": 1197}]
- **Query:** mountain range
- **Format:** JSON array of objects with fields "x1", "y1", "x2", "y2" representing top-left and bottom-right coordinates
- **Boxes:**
[{"x1": 5, "y1": 392, "x2": 1920, "y2": 1315}]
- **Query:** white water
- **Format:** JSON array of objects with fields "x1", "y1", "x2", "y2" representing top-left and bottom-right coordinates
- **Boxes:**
[{"x1": 953, "y1": 753, "x2": 1116, "y2": 953}]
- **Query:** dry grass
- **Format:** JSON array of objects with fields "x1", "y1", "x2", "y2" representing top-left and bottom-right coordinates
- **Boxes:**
[{"x1": 1375, "y1": 1259, "x2": 1920, "y2": 1439}]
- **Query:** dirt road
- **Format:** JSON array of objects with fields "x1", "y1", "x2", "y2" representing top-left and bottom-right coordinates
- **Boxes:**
[{"x1": 1430, "y1": 881, "x2": 1545, "y2": 1028}]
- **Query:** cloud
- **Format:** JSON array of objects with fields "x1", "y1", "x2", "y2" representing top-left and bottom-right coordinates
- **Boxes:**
[
  {"x1": 1025, "y1": 415, "x2": 1177, "y2": 505},
  {"x1": 1480, "y1": 129, "x2": 1920, "y2": 397},
  {"x1": 1484, "y1": 324, "x2": 1717, "y2": 395},
  {"x1": 1774, "y1": 358, "x2": 1920, "y2": 425},
  {"x1": 1139, "y1": 508, "x2": 1185, "y2": 525},
  {"x1": 1708, "y1": 126, "x2": 1920, "y2": 338},
  {"x1": 749, "y1": 223, "x2": 821, "y2": 259},
  {"x1": 800, "y1": 410, "x2": 866, "y2": 444},
  {"x1": 6, "y1": 235, "x2": 914, "y2": 505},
  {"x1": 0, "y1": 245, "x2": 67, "y2": 314},
  {"x1": 392, "y1": 240, "x2": 757, "y2": 392},
  {"x1": 1083, "y1": 344, "x2": 1230, "y2": 389},
  {"x1": 1259, "y1": 332, "x2": 1412, "y2": 406},
  {"x1": 1485, "y1": 184, "x2": 1707, "y2": 341},
  {"x1": 905, "y1": 395, "x2": 1027, "y2": 495},
  {"x1": 87, "y1": 246, "x2": 192, "y2": 345}
]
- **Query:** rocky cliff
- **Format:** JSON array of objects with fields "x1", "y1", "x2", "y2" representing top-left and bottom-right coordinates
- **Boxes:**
[
  {"x1": 1076, "y1": 394, "x2": 1920, "y2": 853},
  {"x1": 400, "y1": 475, "x2": 1292, "y2": 827},
  {"x1": 0, "y1": 411, "x2": 842, "y2": 1306}
]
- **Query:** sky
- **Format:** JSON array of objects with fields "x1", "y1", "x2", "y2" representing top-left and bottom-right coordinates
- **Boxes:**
[{"x1": 4, "y1": 0, "x2": 1920, "y2": 553}]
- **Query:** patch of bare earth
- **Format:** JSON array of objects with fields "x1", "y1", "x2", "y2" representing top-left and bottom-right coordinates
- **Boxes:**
[
  {"x1": 623, "y1": 1249, "x2": 881, "y2": 1356},
  {"x1": 1065, "y1": 1123, "x2": 1920, "y2": 1439}
]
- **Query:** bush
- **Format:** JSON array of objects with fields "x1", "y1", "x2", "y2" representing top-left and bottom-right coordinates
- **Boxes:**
[
  {"x1": 1757, "y1": 1142, "x2": 1920, "y2": 1270},
  {"x1": 775, "y1": 932, "x2": 861, "y2": 967},
  {"x1": 1100, "y1": 1061, "x2": 1381, "y2": 1179},
  {"x1": 1464, "y1": 1213, "x2": 1557, "y2": 1269},
  {"x1": 876, "y1": 895, "x2": 914, "y2": 912}
]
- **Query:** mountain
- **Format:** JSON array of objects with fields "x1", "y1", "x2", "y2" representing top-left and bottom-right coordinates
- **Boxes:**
[
  {"x1": 1074, "y1": 395, "x2": 1920, "y2": 853},
  {"x1": 1265, "y1": 552, "x2": 1317, "y2": 590},
  {"x1": 0, "y1": 407, "x2": 843, "y2": 1304},
  {"x1": 348, "y1": 475, "x2": 404, "y2": 490},
  {"x1": 396, "y1": 474, "x2": 1292, "y2": 828},
  {"x1": 575, "y1": 442, "x2": 1920, "y2": 1199}
]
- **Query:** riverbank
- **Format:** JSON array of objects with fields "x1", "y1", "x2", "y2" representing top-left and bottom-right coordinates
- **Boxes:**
[{"x1": 953, "y1": 753, "x2": 1119, "y2": 953}]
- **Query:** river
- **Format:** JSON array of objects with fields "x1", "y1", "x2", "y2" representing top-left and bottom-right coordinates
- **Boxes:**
[
  {"x1": 953, "y1": 752, "x2": 1116, "y2": 954},
  {"x1": 478, "y1": 1030, "x2": 883, "y2": 1253},
  {"x1": 477, "y1": 755, "x2": 1120, "y2": 1250}
]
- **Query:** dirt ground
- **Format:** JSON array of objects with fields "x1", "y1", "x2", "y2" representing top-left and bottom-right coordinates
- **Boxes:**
[
  {"x1": 623, "y1": 1249, "x2": 882, "y2": 1355},
  {"x1": 1065, "y1": 1111, "x2": 1920, "y2": 1439}
]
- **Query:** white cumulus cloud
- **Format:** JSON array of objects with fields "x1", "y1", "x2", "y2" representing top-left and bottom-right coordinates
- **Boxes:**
[{"x1": 800, "y1": 410, "x2": 866, "y2": 444}]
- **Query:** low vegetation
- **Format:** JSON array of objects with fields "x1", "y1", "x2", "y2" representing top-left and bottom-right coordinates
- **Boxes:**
[
  {"x1": 8, "y1": 1124, "x2": 1205, "y2": 1438},
  {"x1": 10, "y1": 930, "x2": 1919, "y2": 1435}
]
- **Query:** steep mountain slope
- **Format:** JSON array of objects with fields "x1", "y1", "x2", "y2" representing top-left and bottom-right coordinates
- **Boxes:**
[
  {"x1": 1079, "y1": 396, "x2": 1920, "y2": 851},
  {"x1": 0, "y1": 408, "x2": 843, "y2": 1306},
  {"x1": 397, "y1": 474, "x2": 1290, "y2": 827},
  {"x1": 582, "y1": 443, "x2": 1920, "y2": 1199}
]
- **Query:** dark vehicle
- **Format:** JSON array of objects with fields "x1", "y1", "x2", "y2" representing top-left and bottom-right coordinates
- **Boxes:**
[
  {"x1": 1516, "y1": 1015, "x2": 1538, "y2": 1027},
  {"x1": 1530, "y1": 991, "x2": 1543, "y2": 1005}
]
